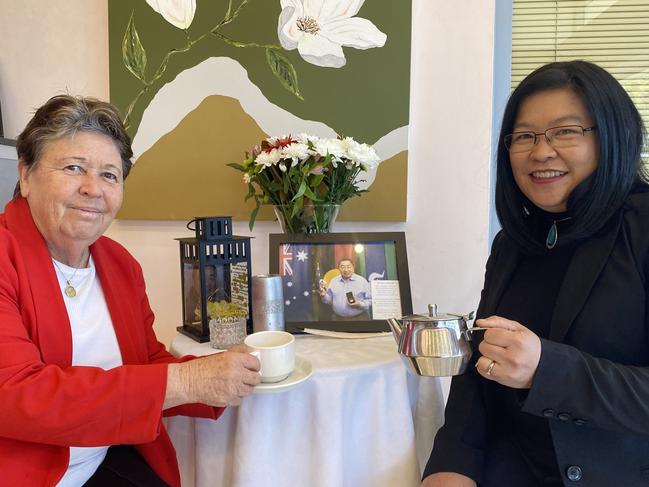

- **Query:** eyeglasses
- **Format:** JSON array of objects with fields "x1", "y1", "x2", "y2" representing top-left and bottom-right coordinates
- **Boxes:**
[{"x1": 504, "y1": 125, "x2": 597, "y2": 153}]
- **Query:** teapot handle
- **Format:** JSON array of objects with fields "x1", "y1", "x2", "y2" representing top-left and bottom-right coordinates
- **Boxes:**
[
  {"x1": 448, "y1": 311, "x2": 476, "y2": 322},
  {"x1": 461, "y1": 326, "x2": 486, "y2": 341}
]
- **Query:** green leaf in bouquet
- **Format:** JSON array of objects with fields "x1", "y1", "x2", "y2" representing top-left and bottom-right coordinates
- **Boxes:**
[
  {"x1": 244, "y1": 183, "x2": 256, "y2": 201},
  {"x1": 122, "y1": 11, "x2": 147, "y2": 83},
  {"x1": 227, "y1": 162, "x2": 247, "y2": 172},
  {"x1": 311, "y1": 174, "x2": 325, "y2": 187},
  {"x1": 291, "y1": 197, "x2": 304, "y2": 217},
  {"x1": 293, "y1": 180, "x2": 307, "y2": 200},
  {"x1": 265, "y1": 48, "x2": 304, "y2": 101},
  {"x1": 248, "y1": 204, "x2": 260, "y2": 231},
  {"x1": 303, "y1": 185, "x2": 320, "y2": 201}
]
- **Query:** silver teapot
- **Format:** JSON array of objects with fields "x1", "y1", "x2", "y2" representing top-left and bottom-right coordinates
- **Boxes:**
[{"x1": 387, "y1": 304, "x2": 481, "y2": 377}]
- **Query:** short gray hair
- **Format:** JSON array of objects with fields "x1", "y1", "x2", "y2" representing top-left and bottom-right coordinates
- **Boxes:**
[{"x1": 15, "y1": 95, "x2": 133, "y2": 196}]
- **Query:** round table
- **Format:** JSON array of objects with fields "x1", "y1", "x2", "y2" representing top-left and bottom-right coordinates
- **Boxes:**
[{"x1": 166, "y1": 333, "x2": 445, "y2": 487}]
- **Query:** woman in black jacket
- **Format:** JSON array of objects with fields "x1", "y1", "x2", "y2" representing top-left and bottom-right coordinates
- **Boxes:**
[{"x1": 422, "y1": 61, "x2": 649, "y2": 487}]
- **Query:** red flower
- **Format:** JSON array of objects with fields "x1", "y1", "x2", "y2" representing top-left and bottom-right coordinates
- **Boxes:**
[{"x1": 263, "y1": 135, "x2": 297, "y2": 153}]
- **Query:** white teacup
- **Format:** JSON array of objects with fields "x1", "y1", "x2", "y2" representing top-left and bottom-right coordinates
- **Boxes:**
[{"x1": 244, "y1": 330, "x2": 295, "y2": 383}]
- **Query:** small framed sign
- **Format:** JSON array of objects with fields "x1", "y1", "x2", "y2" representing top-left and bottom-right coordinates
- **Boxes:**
[{"x1": 269, "y1": 232, "x2": 412, "y2": 333}]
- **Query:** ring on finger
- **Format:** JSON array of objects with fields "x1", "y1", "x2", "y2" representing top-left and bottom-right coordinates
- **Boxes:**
[{"x1": 486, "y1": 360, "x2": 496, "y2": 376}]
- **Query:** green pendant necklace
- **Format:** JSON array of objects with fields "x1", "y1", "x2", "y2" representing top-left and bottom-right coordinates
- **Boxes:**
[{"x1": 546, "y1": 217, "x2": 572, "y2": 250}]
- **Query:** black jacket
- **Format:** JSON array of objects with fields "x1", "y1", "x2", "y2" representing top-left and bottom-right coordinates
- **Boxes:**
[{"x1": 425, "y1": 191, "x2": 649, "y2": 486}]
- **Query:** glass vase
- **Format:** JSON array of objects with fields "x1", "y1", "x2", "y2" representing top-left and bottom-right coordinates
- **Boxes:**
[{"x1": 272, "y1": 203, "x2": 341, "y2": 233}]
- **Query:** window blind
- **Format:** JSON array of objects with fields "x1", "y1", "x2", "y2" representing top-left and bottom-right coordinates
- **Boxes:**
[{"x1": 512, "y1": 0, "x2": 649, "y2": 153}]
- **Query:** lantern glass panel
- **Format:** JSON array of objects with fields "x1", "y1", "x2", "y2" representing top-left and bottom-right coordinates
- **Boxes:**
[
  {"x1": 182, "y1": 262, "x2": 201, "y2": 330},
  {"x1": 229, "y1": 261, "x2": 250, "y2": 317},
  {"x1": 204, "y1": 263, "x2": 229, "y2": 306}
]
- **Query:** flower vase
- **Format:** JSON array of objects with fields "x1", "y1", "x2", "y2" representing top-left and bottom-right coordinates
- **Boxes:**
[{"x1": 272, "y1": 203, "x2": 341, "y2": 233}]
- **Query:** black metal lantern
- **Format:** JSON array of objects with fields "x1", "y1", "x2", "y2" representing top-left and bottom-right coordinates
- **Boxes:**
[{"x1": 176, "y1": 216, "x2": 252, "y2": 342}]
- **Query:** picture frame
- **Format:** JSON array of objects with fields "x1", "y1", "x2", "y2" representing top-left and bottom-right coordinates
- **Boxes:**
[{"x1": 269, "y1": 232, "x2": 412, "y2": 333}]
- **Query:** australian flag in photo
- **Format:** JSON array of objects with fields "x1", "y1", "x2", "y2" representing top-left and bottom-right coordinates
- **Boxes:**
[{"x1": 280, "y1": 244, "x2": 315, "y2": 322}]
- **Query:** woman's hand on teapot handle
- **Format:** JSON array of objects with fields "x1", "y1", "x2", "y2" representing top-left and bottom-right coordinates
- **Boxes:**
[
  {"x1": 474, "y1": 316, "x2": 541, "y2": 389},
  {"x1": 421, "y1": 472, "x2": 476, "y2": 487}
]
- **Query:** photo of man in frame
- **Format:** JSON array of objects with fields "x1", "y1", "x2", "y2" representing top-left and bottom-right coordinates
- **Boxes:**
[
  {"x1": 318, "y1": 257, "x2": 371, "y2": 320},
  {"x1": 279, "y1": 241, "x2": 399, "y2": 324}
]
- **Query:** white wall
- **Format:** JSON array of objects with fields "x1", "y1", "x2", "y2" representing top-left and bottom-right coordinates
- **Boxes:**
[
  {"x1": 0, "y1": 0, "x2": 109, "y2": 133},
  {"x1": 0, "y1": 1, "x2": 496, "y2": 360}
]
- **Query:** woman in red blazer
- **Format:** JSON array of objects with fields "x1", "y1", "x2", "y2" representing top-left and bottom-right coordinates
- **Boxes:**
[{"x1": 0, "y1": 95, "x2": 261, "y2": 486}]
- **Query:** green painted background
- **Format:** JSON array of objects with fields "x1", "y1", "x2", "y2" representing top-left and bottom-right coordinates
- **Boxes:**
[{"x1": 108, "y1": 0, "x2": 411, "y2": 144}]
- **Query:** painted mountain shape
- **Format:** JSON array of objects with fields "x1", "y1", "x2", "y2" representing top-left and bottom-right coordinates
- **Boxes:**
[{"x1": 118, "y1": 95, "x2": 406, "y2": 221}]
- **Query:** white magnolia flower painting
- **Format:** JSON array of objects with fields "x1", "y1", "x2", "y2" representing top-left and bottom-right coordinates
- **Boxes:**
[
  {"x1": 145, "y1": 0, "x2": 196, "y2": 30},
  {"x1": 109, "y1": 1, "x2": 409, "y2": 221},
  {"x1": 277, "y1": 0, "x2": 387, "y2": 68}
]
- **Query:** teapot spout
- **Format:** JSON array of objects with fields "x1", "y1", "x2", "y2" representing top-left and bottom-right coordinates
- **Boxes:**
[{"x1": 387, "y1": 317, "x2": 403, "y2": 344}]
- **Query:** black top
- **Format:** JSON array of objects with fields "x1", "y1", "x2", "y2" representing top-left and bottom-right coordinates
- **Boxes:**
[{"x1": 491, "y1": 216, "x2": 575, "y2": 485}]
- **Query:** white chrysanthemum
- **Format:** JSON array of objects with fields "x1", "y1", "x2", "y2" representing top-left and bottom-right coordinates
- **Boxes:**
[
  {"x1": 296, "y1": 133, "x2": 320, "y2": 145},
  {"x1": 281, "y1": 142, "x2": 310, "y2": 163},
  {"x1": 339, "y1": 136, "x2": 358, "y2": 151},
  {"x1": 313, "y1": 138, "x2": 346, "y2": 161},
  {"x1": 243, "y1": 173, "x2": 251, "y2": 184},
  {"x1": 255, "y1": 149, "x2": 281, "y2": 168},
  {"x1": 343, "y1": 137, "x2": 380, "y2": 169}
]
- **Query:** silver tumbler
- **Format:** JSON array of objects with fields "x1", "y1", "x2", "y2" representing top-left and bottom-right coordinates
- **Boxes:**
[{"x1": 252, "y1": 275, "x2": 285, "y2": 332}]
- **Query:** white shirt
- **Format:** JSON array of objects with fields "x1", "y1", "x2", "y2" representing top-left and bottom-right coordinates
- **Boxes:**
[{"x1": 53, "y1": 256, "x2": 123, "y2": 487}]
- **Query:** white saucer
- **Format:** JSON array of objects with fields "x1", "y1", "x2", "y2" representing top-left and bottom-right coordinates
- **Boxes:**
[{"x1": 253, "y1": 357, "x2": 313, "y2": 395}]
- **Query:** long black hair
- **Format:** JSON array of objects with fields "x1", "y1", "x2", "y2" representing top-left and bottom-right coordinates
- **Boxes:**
[{"x1": 495, "y1": 60, "x2": 648, "y2": 253}]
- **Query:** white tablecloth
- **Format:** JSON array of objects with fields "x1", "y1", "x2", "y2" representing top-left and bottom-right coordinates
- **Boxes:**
[{"x1": 166, "y1": 333, "x2": 445, "y2": 487}]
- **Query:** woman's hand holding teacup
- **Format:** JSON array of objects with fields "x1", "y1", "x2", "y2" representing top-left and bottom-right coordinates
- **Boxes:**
[
  {"x1": 474, "y1": 316, "x2": 541, "y2": 389},
  {"x1": 165, "y1": 350, "x2": 261, "y2": 409}
]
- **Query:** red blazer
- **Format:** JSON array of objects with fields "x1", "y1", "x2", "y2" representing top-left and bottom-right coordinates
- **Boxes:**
[{"x1": 0, "y1": 197, "x2": 222, "y2": 486}]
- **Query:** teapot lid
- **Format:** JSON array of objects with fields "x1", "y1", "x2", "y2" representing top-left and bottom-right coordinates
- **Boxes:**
[{"x1": 401, "y1": 304, "x2": 473, "y2": 322}]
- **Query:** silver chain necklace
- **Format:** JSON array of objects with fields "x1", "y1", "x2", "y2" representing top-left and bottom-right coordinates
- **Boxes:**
[{"x1": 52, "y1": 259, "x2": 85, "y2": 298}]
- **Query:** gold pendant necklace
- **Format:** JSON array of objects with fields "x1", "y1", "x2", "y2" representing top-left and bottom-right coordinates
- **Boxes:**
[
  {"x1": 64, "y1": 283, "x2": 77, "y2": 298},
  {"x1": 52, "y1": 259, "x2": 83, "y2": 298}
]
